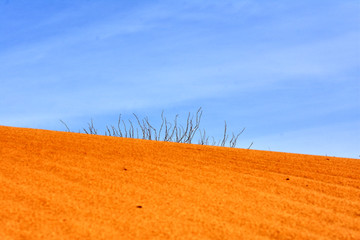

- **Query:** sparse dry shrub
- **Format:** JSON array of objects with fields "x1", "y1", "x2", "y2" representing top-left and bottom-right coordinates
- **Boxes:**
[{"x1": 60, "y1": 107, "x2": 252, "y2": 148}]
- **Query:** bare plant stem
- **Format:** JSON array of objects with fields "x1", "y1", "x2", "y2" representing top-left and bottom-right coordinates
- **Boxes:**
[
  {"x1": 59, "y1": 107, "x2": 251, "y2": 148},
  {"x1": 59, "y1": 120, "x2": 71, "y2": 132}
]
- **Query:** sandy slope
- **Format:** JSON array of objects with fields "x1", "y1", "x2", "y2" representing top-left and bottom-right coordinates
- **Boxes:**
[{"x1": 0, "y1": 125, "x2": 359, "y2": 240}]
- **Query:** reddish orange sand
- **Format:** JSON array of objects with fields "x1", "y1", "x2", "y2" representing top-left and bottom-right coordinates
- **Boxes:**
[{"x1": 0, "y1": 125, "x2": 359, "y2": 239}]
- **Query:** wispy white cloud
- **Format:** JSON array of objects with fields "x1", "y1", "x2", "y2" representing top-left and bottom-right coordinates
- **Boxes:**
[{"x1": 0, "y1": 0, "x2": 359, "y2": 159}]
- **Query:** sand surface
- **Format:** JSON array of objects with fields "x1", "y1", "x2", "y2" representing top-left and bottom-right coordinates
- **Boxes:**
[{"x1": 0, "y1": 125, "x2": 359, "y2": 239}]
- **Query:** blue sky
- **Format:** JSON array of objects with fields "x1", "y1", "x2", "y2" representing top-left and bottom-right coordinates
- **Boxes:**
[{"x1": 1, "y1": 0, "x2": 359, "y2": 158}]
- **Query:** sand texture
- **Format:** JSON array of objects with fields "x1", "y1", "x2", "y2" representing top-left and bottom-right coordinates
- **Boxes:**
[{"x1": 0, "y1": 125, "x2": 359, "y2": 239}]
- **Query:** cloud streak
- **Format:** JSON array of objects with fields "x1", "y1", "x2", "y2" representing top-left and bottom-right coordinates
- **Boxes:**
[{"x1": 0, "y1": 0, "x2": 358, "y2": 157}]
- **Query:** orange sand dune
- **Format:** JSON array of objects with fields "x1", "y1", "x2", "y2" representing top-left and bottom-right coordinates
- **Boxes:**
[{"x1": 0, "y1": 125, "x2": 359, "y2": 239}]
